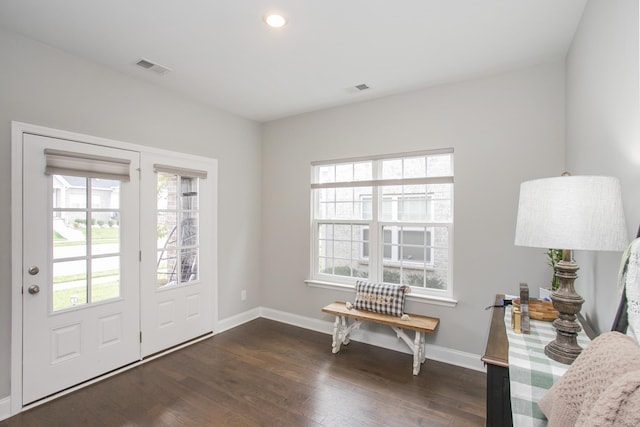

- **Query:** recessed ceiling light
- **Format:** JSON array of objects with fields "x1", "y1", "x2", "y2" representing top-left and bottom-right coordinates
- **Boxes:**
[{"x1": 264, "y1": 13, "x2": 287, "y2": 28}]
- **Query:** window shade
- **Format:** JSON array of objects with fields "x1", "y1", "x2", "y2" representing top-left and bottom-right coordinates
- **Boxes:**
[
  {"x1": 44, "y1": 149, "x2": 131, "y2": 181},
  {"x1": 153, "y1": 164, "x2": 208, "y2": 179},
  {"x1": 311, "y1": 176, "x2": 454, "y2": 189}
]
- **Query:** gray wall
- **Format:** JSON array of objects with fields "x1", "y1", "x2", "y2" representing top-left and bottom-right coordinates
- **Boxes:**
[
  {"x1": 566, "y1": 0, "x2": 640, "y2": 332},
  {"x1": 0, "y1": 29, "x2": 262, "y2": 398},
  {"x1": 261, "y1": 61, "x2": 566, "y2": 356}
]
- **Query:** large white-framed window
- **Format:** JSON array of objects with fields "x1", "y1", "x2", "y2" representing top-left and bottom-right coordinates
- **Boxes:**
[{"x1": 311, "y1": 149, "x2": 453, "y2": 297}]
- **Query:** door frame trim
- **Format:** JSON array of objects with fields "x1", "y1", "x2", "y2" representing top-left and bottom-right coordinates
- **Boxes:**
[{"x1": 10, "y1": 121, "x2": 218, "y2": 416}]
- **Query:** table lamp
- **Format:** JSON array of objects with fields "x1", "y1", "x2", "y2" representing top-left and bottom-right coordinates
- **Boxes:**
[{"x1": 514, "y1": 174, "x2": 628, "y2": 364}]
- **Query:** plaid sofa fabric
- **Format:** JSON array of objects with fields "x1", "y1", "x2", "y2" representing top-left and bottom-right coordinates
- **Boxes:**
[{"x1": 354, "y1": 280, "x2": 409, "y2": 317}]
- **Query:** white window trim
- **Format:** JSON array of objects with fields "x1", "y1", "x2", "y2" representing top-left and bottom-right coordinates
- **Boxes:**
[{"x1": 309, "y1": 149, "x2": 454, "y2": 298}]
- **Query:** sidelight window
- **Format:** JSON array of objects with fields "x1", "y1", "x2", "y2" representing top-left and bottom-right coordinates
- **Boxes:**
[{"x1": 155, "y1": 165, "x2": 206, "y2": 287}]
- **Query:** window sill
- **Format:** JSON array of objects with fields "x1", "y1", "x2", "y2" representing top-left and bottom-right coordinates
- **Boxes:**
[{"x1": 304, "y1": 279, "x2": 458, "y2": 308}]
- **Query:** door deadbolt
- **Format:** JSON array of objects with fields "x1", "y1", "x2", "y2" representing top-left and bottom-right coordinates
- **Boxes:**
[
  {"x1": 28, "y1": 266, "x2": 39, "y2": 275},
  {"x1": 28, "y1": 285, "x2": 40, "y2": 295}
]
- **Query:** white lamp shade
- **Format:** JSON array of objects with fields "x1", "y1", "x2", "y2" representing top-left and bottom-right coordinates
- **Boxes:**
[{"x1": 515, "y1": 176, "x2": 628, "y2": 251}]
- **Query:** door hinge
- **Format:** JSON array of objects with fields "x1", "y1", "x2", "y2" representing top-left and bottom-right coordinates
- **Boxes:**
[
  {"x1": 140, "y1": 331, "x2": 142, "y2": 343},
  {"x1": 139, "y1": 250, "x2": 142, "y2": 262}
]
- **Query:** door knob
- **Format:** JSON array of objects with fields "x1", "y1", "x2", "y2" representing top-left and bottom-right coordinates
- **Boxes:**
[
  {"x1": 28, "y1": 266, "x2": 39, "y2": 275},
  {"x1": 28, "y1": 285, "x2": 40, "y2": 295}
]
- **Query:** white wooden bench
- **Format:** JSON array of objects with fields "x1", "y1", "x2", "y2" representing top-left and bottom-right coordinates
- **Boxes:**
[{"x1": 321, "y1": 301, "x2": 440, "y2": 375}]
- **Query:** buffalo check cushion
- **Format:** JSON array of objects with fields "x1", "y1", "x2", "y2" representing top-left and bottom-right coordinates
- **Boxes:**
[{"x1": 354, "y1": 280, "x2": 409, "y2": 317}]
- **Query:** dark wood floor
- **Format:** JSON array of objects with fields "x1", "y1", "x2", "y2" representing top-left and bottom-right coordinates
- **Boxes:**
[{"x1": 1, "y1": 318, "x2": 486, "y2": 426}]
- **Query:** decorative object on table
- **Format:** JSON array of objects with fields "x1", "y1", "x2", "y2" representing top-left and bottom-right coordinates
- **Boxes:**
[
  {"x1": 519, "y1": 283, "x2": 530, "y2": 334},
  {"x1": 511, "y1": 305, "x2": 522, "y2": 333},
  {"x1": 353, "y1": 280, "x2": 411, "y2": 319},
  {"x1": 540, "y1": 248, "x2": 563, "y2": 300},
  {"x1": 539, "y1": 332, "x2": 640, "y2": 426},
  {"x1": 513, "y1": 298, "x2": 558, "y2": 321},
  {"x1": 547, "y1": 248, "x2": 563, "y2": 290},
  {"x1": 514, "y1": 173, "x2": 628, "y2": 364}
]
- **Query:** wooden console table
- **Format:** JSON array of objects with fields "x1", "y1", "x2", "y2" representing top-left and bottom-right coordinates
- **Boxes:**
[
  {"x1": 481, "y1": 294, "x2": 513, "y2": 427},
  {"x1": 482, "y1": 294, "x2": 593, "y2": 427}
]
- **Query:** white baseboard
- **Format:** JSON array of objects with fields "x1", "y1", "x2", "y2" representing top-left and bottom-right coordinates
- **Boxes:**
[
  {"x1": 215, "y1": 307, "x2": 261, "y2": 334},
  {"x1": 0, "y1": 396, "x2": 11, "y2": 421},
  {"x1": 259, "y1": 306, "x2": 485, "y2": 372}
]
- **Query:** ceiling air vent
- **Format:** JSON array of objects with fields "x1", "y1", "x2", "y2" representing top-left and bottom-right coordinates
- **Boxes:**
[
  {"x1": 135, "y1": 58, "x2": 171, "y2": 75},
  {"x1": 355, "y1": 83, "x2": 370, "y2": 91}
]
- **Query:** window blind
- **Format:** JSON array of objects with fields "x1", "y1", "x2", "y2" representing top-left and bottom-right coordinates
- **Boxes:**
[
  {"x1": 153, "y1": 164, "x2": 208, "y2": 179},
  {"x1": 44, "y1": 149, "x2": 131, "y2": 181}
]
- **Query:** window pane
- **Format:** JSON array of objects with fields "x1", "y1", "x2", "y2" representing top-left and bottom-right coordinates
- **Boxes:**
[
  {"x1": 425, "y1": 272, "x2": 447, "y2": 290},
  {"x1": 335, "y1": 202, "x2": 354, "y2": 219},
  {"x1": 157, "y1": 212, "x2": 178, "y2": 250},
  {"x1": 427, "y1": 154, "x2": 453, "y2": 177},
  {"x1": 403, "y1": 157, "x2": 426, "y2": 178},
  {"x1": 380, "y1": 195, "x2": 395, "y2": 221},
  {"x1": 319, "y1": 257, "x2": 332, "y2": 274},
  {"x1": 91, "y1": 178, "x2": 120, "y2": 209},
  {"x1": 399, "y1": 195, "x2": 429, "y2": 221},
  {"x1": 157, "y1": 173, "x2": 177, "y2": 210},
  {"x1": 334, "y1": 241, "x2": 351, "y2": 260},
  {"x1": 406, "y1": 271, "x2": 425, "y2": 287},
  {"x1": 361, "y1": 227, "x2": 370, "y2": 258},
  {"x1": 354, "y1": 162, "x2": 372, "y2": 181},
  {"x1": 180, "y1": 248, "x2": 198, "y2": 283},
  {"x1": 180, "y1": 213, "x2": 199, "y2": 248},
  {"x1": 52, "y1": 260, "x2": 87, "y2": 311},
  {"x1": 432, "y1": 199, "x2": 452, "y2": 222},
  {"x1": 318, "y1": 165, "x2": 335, "y2": 183},
  {"x1": 319, "y1": 239, "x2": 333, "y2": 258},
  {"x1": 181, "y1": 177, "x2": 199, "y2": 210},
  {"x1": 335, "y1": 187, "x2": 353, "y2": 202},
  {"x1": 157, "y1": 248, "x2": 178, "y2": 286},
  {"x1": 317, "y1": 223, "x2": 369, "y2": 280},
  {"x1": 319, "y1": 223, "x2": 333, "y2": 240},
  {"x1": 91, "y1": 256, "x2": 120, "y2": 302},
  {"x1": 335, "y1": 164, "x2": 353, "y2": 182},
  {"x1": 382, "y1": 159, "x2": 402, "y2": 179},
  {"x1": 383, "y1": 267, "x2": 401, "y2": 284},
  {"x1": 54, "y1": 175, "x2": 87, "y2": 209},
  {"x1": 91, "y1": 211, "x2": 120, "y2": 256},
  {"x1": 333, "y1": 261, "x2": 353, "y2": 277},
  {"x1": 53, "y1": 212, "x2": 87, "y2": 259}
]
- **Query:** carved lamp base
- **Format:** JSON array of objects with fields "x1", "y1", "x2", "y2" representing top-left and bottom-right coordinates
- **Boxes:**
[{"x1": 544, "y1": 250, "x2": 584, "y2": 365}]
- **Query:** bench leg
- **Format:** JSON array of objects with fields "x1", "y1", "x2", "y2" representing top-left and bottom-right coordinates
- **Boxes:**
[
  {"x1": 341, "y1": 316, "x2": 351, "y2": 345},
  {"x1": 331, "y1": 315, "x2": 360, "y2": 354},
  {"x1": 331, "y1": 316, "x2": 342, "y2": 353},
  {"x1": 391, "y1": 326, "x2": 427, "y2": 376},
  {"x1": 413, "y1": 331, "x2": 427, "y2": 375}
]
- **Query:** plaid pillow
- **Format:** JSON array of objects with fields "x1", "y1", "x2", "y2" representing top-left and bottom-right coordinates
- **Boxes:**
[{"x1": 354, "y1": 280, "x2": 410, "y2": 317}]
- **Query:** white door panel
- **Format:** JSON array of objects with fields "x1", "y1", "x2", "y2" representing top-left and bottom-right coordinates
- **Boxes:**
[
  {"x1": 22, "y1": 134, "x2": 140, "y2": 404},
  {"x1": 140, "y1": 154, "x2": 215, "y2": 356}
]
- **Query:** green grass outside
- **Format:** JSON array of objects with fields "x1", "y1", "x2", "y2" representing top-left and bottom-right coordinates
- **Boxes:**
[
  {"x1": 53, "y1": 228, "x2": 119, "y2": 246},
  {"x1": 53, "y1": 269, "x2": 119, "y2": 284},
  {"x1": 53, "y1": 279, "x2": 120, "y2": 311}
]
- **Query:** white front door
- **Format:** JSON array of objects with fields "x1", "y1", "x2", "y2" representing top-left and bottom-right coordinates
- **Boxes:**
[
  {"x1": 140, "y1": 154, "x2": 215, "y2": 357},
  {"x1": 22, "y1": 134, "x2": 141, "y2": 404}
]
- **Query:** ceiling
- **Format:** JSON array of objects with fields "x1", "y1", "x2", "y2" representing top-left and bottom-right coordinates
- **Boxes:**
[{"x1": 0, "y1": 0, "x2": 587, "y2": 122}]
